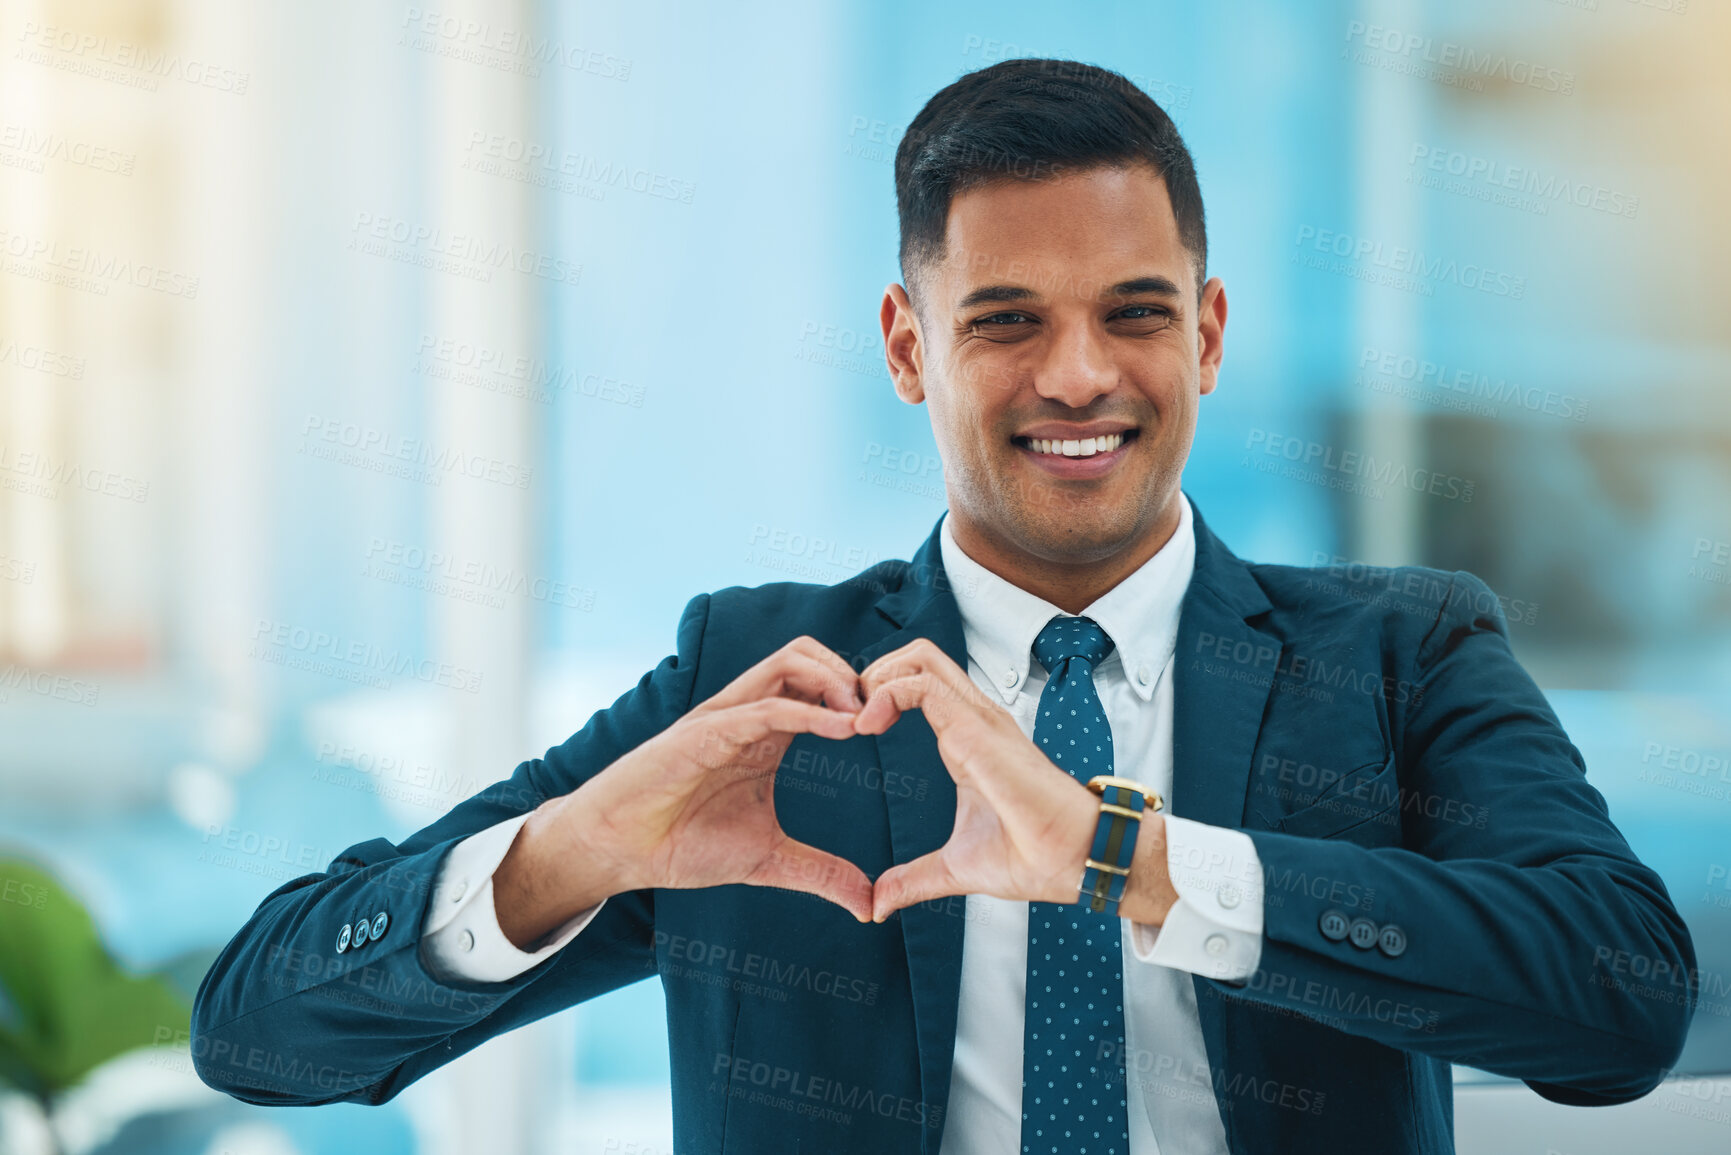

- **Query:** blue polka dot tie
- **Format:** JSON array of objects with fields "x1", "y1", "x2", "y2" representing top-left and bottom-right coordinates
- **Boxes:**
[{"x1": 1021, "y1": 615, "x2": 1127, "y2": 1155}]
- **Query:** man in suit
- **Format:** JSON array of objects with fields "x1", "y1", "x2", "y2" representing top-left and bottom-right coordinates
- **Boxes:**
[{"x1": 192, "y1": 58, "x2": 1694, "y2": 1153}]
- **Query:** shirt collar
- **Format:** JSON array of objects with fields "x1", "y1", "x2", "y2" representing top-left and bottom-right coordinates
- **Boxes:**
[{"x1": 938, "y1": 492, "x2": 1196, "y2": 704}]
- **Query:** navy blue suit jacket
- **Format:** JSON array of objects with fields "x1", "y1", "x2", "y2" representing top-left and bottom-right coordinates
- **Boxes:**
[{"x1": 192, "y1": 496, "x2": 1695, "y2": 1153}]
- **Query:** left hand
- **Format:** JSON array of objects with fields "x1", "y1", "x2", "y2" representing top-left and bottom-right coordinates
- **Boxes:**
[{"x1": 854, "y1": 638, "x2": 1158, "y2": 922}]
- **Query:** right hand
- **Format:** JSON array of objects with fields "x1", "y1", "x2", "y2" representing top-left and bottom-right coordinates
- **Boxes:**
[{"x1": 498, "y1": 637, "x2": 874, "y2": 941}]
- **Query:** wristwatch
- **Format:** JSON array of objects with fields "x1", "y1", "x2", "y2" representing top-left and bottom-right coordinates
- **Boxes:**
[{"x1": 1077, "y1": 775, "x2": 1163, "y2": 915}]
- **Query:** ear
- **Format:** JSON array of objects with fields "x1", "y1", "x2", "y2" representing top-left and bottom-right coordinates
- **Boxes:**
[
  {"x1": 1196, "y1": 276, "x2": 1227, "y2": 397},
  {"x1": 881, "y1": 283, "x2": 926, "y2": 405}
]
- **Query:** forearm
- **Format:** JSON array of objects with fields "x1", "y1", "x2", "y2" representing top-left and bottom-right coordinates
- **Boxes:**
[
  {"x1": 193, "y1": 594, "x2": 705, "y2": 1105},
  {"x1": 1225, "y1": 830, "x2": 1693, "y2": 1100},
  {"x1": 191, "y1": 839, "x2": 511, "y2": 1104},
  {"x1": 193, "y1": 824, "x2": 659, "y2": 1105},
  {"x1": 493, "y1": 784, "x2": 634, "y2": 949}
]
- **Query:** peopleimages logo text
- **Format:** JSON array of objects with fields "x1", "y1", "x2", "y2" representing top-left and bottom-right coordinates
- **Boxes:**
[
  {"x1": 1344, "y1": 22, "x2": 1575, "y2": 95},
  {"x1": 1358, "y1": 347, "x2": 1588, "y2": 422},
  {"x1": 1409, "y1": 145, "x2": 1638, "y2": 219},
  {"x1": 1294, "y1": 227, "x2": 1526, "y2": 299},
  {"x1": 250, "y1": 618, "x2": 483, "y2": 694}
]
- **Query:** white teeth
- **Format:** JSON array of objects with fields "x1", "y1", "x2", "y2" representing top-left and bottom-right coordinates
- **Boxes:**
[{"x1": 1027, "y1": 432, "x2": 1125, "y2": 457}]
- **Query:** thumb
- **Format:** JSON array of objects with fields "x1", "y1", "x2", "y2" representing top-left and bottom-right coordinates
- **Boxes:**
[
  {"x1": 748, "y1": 839, "x2": 875, "y2": 924},
  {"x1": 871, "y1": 850, "x2": 960, "y2": 923}
]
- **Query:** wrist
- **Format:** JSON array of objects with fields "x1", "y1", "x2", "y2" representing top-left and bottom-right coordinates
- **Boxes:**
[
  {"x1": 1115, "y1": 813, "x2": 1178, "y2": 926},
  {"x1": 1044, "y1": 780, "x2": 1104, "y2": 905},
  {"x1": 495, "y1": 793, "x2": 628, "y2": 949},
  {"x1": 549, "y1": 781, "x2": 648, "y2": 893},
  {"x1": 1054, "y1": 776, "x2": 1180, "y2": 924}
]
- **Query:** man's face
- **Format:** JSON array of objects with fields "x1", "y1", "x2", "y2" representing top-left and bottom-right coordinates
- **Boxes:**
[{"x1": 881, "y1": 163, "x2": 1226, "y2": 572}]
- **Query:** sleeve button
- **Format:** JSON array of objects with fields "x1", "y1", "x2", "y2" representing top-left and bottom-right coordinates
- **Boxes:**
[
  {"x1": 1318, "y1": 910, "x2": 1350, "y2": 941},
  {"x1": 335, "y1": 923, "x2": 352, "y2": 953},
  {"x1": 1348, "y1": 918, "x2": 1379, "y2": 949},
  {"x1": 370, "y1": 911, "x2": 389, "y2": 940},
  {"x1": 1204, "y1": 934, "x2": 1228, "y2": 957},
  {"x1": 352, "y1": 919, "x2": 370, "y2": 948},
  {"x1": 1378, "y1": 924, "x2": 1408, "y2": 957},
  {"x1": 458, "y1": 929, "x2": 475, "y2": 952},
  {"x1": 1217, "y1": 885, "x2": 1241, "y2": 910}
]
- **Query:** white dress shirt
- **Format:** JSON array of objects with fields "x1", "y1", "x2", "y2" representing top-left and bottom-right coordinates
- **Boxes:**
[
  {"x1": 420, "y1": 492, "x2": 1265, "y2": 1154},
  {"x1": 933, "y1": 491, "x2": 1263, "y2": 1155}
]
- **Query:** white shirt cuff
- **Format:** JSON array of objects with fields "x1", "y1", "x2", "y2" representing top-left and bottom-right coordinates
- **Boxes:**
[
  {"x1": 1128, "y1": 815, "x2": 1264, "y2": 981},
  {"x1": 419, "y1": 812, "x2": 606, "y2": 984}
]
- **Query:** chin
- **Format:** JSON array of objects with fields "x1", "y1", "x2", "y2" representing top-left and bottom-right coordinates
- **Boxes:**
[{"x1": 1003, "y1": 504, "x2": 1147, "y2": 564}]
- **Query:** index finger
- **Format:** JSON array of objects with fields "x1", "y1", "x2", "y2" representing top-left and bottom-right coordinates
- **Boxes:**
[
  {"x1": 703, "y1": 635, "x2": 864, "y2": 714},
  {"x1": 859, "y1": 637, "x2": 980, "y2": 704},
  {"x1": 855, "y1": 639, "x2": 996, "y2": 733}
]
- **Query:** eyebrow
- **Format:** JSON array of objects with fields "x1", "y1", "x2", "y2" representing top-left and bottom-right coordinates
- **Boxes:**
[
  {"x1": 1107, "y1": 275, "x2": 1184, "y2": 299},
  {"x1": 956, "y1": 274, "x2": 1184, "y2": 311}
]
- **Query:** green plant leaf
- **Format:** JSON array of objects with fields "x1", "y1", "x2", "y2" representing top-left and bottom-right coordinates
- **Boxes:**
[{"x1": 0, "y1": 855, "x2": 193, "y2": 1099}]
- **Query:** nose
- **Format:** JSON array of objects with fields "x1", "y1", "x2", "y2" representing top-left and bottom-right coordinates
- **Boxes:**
[{"x1": 1032, "y1": 319, "x2": 1117, "y2": 408}]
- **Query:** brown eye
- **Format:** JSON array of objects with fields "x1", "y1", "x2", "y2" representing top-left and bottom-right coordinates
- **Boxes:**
[
  {"x1": 971, "y1": 312, "x2": 1035, "y2": 341},
  {"x1": 1114, "y1": 306, "x2": 1173, "y2": 329}
]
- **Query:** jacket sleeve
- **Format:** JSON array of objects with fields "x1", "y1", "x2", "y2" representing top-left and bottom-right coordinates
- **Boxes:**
[
  {"x1": 189, "y1": 593, "x2": 712, "y2": 1105},
  {"x1": 1227, "y1": 571, "x2": 1695, "y2": 1105}
]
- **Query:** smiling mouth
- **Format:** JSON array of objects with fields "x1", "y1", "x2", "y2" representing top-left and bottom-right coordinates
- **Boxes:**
[{"x1": 1011, "y1": 429, "x2": 1139, "y2": 458}]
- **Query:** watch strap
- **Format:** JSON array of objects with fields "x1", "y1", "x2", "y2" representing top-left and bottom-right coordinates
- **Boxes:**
[{"x1": 1078, "y1": 776, "x2": 1161, "y2": 915}]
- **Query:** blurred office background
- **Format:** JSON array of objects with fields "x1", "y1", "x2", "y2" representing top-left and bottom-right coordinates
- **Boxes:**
[{"x1": 2, "y1": 0, "x2": 1728, "y2": 1152}]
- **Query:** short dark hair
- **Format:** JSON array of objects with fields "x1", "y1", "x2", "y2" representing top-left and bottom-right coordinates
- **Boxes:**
[{"x1": 894, "y1": 58, "x2": 1207, "y2": 305}]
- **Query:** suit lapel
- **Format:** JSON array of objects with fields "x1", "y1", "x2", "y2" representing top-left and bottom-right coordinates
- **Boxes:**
[
  {"x1": 860, "y1": 516, "x2": 969, "y2": 1155},
  {"x1": 1170, "y1": 500, "x2": 1276, "y2": 829},
  {"x1": 1172, "y1": 500, "x2": 1277, "y2": 1153}
]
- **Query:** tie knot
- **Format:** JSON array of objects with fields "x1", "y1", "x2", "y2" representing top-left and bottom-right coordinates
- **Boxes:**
[{"x1": 1032, "y1": 615, "x2": 1114, "y2": 674}]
